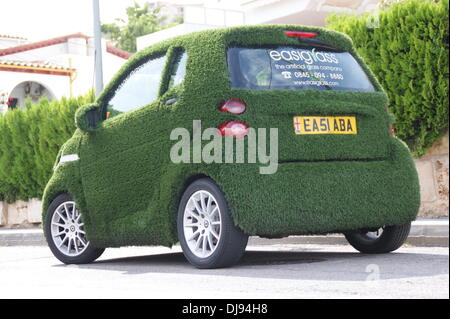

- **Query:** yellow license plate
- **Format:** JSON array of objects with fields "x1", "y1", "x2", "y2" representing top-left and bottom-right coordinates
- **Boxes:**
[{"x1": 293, "y1": 116, "x2": 357, "y2": 135}]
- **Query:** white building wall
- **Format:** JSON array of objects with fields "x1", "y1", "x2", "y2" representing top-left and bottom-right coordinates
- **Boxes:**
[
  {"x1": 0, "y1": 72, "x2": 71, "y2": 113},
  {"x1": 244, "y1": 0, "x2": 311, "y2": 24},
  {"x1": 0, "y1": 38, "x2": 127, "y2": 113},
  {"x1": 46, "y1": 52, "x2": 126, "y2": 98},
  {"x1": 137, "y1": 23, "x2": 223, "y2": 51},
  {"x1": 103, "y1": 52, "x2": 127, "y2": 87},
  {"x1": 3, "y1": 43, "x2": 70, "y2": 62},
  {"x1": 0, "y1": 37, "x2": 28, "y2": 49}
]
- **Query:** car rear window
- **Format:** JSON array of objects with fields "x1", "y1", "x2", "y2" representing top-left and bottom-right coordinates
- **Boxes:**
[{"x1": 228, "y1": 47, "x2": 375, "y2": 92}]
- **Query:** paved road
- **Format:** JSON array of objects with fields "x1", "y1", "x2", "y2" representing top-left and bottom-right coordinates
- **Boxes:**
[{"x1": 0, "y1": 244, "x2": 448, "y2": 299}]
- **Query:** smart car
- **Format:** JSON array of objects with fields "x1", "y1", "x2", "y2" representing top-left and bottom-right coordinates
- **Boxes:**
[{"x1": 43, "y1": 25, "x2": 420, "y2": 268}]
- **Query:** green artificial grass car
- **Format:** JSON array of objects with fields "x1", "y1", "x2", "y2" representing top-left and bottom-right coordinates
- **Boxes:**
[{"x1": 42, "y1": 25, "x2": 420, "y2": 268}]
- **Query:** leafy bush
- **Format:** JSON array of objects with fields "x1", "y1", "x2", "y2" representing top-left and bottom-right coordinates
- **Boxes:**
[
  {"x1": 0, "y1": 93, "x2": 93, "y2": 202},
  {"x1": 327, "y1": 0, "x2": 449, "y2": 156}
]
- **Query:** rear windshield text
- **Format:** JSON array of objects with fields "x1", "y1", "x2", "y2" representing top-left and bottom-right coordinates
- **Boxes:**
[{"x1": 228, "y1": 47, "x2": 376, "y2": 92}]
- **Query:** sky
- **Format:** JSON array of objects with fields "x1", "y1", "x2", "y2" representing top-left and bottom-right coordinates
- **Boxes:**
[{"x1": 0, "y1": 0, "x2": 156, "y2": 41}]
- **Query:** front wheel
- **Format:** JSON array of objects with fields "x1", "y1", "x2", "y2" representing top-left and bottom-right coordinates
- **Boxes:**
[
  {"x1": 44, "y1": 193, "x2": 105, "y2": 264},
  {"x1": 344, "y1": 223, "x2": 411, "y2": 254},
  {"x1": 177, "y1": 178, "x2": 248, "y2": 269}
]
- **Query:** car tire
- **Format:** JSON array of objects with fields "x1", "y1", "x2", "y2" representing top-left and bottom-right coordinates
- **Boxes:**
[
  {"x1": 44, "y1": 193, "x2": 105, "y2": 264},
  {"x1": 344, "y1": 223, "x2": 411, "y2": 254},
  {"x1": 177, "y1": 178, "x2": 248, "y2": 269}
]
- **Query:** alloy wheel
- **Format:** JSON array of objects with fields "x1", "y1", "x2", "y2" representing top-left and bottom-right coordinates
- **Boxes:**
[
  {"x1": 50, "y1": 201, "x2": 89, "y2": 257},
  {"x1": 183, "y1": 190, "x2": 222, "y2": 258}
]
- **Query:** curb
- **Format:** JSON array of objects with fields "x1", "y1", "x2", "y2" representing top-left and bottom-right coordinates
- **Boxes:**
[
  {"x1": 248, "y1": 235, "x2": 449, "y2": 247},
  {"x1": 0, "y1": 218, "x2": 448, "y2": 247},
  {"x1": 0, "y1": 228, "x2": 47, "y2": 246}
]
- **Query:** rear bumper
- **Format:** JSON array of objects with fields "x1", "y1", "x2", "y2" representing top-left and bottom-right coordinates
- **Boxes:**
[{"x1": 216, "y1": 138, "x2": 420, "y2": 236}]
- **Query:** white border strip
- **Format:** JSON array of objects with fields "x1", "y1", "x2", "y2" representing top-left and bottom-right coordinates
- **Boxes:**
[{"x1": 59, "y1": 154, "x2": 79, "y2": 163}]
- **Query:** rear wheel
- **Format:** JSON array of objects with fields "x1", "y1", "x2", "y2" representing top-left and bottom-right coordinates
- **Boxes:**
[
  {"x1": 344, "y1": 223, "x2": 411, "y2": 254},
  {"x1": 44, "y1": 193, "x2": 104, "y2": 264},
  {"x1": 177, "y1": 178, "x2": 248, "y2": 269}
]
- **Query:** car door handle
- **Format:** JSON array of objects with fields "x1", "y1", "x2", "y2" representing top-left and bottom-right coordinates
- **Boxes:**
[{"x1": 165, "y1": 98, "x2": 178, "y2": 105}]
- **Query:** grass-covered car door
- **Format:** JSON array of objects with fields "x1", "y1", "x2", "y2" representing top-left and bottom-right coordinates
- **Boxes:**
[{"x1": 79, "y1": 52, "x2": 170, "y2": 242}]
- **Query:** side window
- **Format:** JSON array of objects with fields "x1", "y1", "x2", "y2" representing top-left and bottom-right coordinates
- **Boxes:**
[
  {"x1": 107, "y1": 54, "x2": 167, "y2": 118},
  {"x1": 168, "y1": 51, "x2": 187, "y2": 89}
]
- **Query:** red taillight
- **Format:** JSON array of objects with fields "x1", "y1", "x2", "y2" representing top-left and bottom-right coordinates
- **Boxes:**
[
  {"x1": 218, "y1": 121, "x2": 249, "y2": 138},
  {"x1": 219, "y1": 98, "x2": 246, "y2": 114},
  {"x1": 284, "y1": 31, "x2": 318, "y2": 38},
  {"x1": 389, "y1": 124, "x2": 395, "y2": 137}
]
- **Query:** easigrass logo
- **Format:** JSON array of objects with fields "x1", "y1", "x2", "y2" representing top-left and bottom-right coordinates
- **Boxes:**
[{"x1": 269, "y1": 48, "x2": 339, "y2": 64}]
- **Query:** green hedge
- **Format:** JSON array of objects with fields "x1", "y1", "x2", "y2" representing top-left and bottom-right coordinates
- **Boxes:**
[
  {"x1": 327, "y1": 0, "x2": 449, "y2": 157},
  {"x1": 0, "y1": 93, "x2": 93, "y2": 202}
]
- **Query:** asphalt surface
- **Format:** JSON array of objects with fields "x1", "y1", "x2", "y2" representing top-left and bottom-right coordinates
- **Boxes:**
[{"x1": 0, "y1": 244, "x2": 448, "y2": 299}]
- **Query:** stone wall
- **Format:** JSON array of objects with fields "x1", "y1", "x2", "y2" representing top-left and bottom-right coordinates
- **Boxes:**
[
  {"x1": 0, "y1": 133, "x2": 448, "y2": 227},
  {"x1": 415, "y1": 132, "x2": 449, "y2": 218},
  {"x1": 0, "y1": 201, "x2": 5, "y2": 226},
  {"x1": 0, "y1": 198, "x2": 42, "y2": 227}
]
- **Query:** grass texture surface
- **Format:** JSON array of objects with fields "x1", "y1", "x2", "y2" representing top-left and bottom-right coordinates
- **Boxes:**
[{"x1": 43, "y1": 25, "x2": 420, "y2": 247}]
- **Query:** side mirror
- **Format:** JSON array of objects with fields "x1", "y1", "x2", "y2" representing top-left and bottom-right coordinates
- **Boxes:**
[{"x1": 75, "y1": 103, "x2": 101, "y2": 132}]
